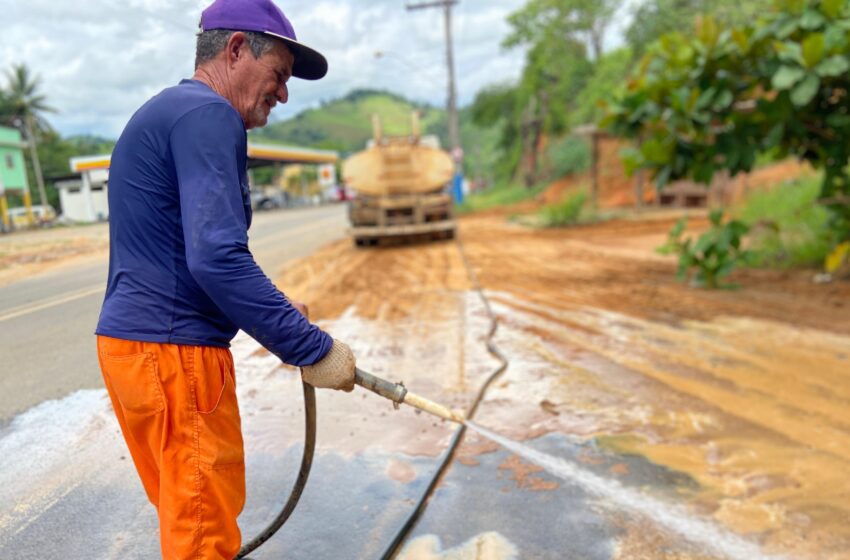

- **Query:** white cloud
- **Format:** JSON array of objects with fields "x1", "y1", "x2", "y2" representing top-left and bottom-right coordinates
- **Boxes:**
[{"x1": 1, "y1": 0, "x2": 531, "y2": 140}]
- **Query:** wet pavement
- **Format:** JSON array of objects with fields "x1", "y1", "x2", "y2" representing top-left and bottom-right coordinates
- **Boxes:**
[{"x1": 3, "y1": 211, "x2": 850, "y2": 559}]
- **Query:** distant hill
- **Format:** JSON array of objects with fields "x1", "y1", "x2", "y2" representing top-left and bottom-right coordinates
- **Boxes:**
[
  {"x1": 250, "y1": 89, "x2": 502, "y2": 184},
  {"x1": 252, "y1": 89, "x2": 448, "y2": 154}
]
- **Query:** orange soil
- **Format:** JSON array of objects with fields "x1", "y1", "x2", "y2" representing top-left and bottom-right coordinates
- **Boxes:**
[
  {"x1": 276, "y1": 212, "x2": 850, "y2": 559},
  {"x1": 539, "y1": 137, "x2": 812, "y2": 209}
]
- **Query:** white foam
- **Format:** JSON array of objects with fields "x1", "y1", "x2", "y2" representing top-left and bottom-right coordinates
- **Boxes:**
[{"x1": 465, "y1": 422, "x2": 785, "y2": 560}]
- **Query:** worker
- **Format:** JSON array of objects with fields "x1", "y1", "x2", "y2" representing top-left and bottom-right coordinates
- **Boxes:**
[{"x1": 94, "y1": 1, "x2": 354, "y2": 557}]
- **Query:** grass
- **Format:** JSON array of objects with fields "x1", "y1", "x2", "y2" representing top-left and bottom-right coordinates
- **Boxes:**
[
  {"x1": 538, "y1": 190, "x2": 588, "y2": 227},
  {"x1": 457, "y1": 182, "x2": 547, "y2": 214},
  {"x1": 733, "y1": 173, "x2": 832, "y2": 267}
]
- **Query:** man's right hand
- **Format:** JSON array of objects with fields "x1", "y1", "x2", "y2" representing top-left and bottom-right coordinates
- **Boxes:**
[{"x1": 301, "y1": 339, "x2": 356, "y2": 392}]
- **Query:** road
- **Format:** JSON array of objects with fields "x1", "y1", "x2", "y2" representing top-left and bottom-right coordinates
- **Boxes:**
[
  {"x1": 4, "y1": 205, "x2": 842, "y2": 560},
  {"x1": 0, "y1": 204, "x2": 347, "y2": 422}
]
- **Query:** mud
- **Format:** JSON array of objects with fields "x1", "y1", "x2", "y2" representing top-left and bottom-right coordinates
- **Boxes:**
[
  {"x1": 273, "y1": 213, "x2": 850, "y2": 559},
  {"x1": 497, "y1": 454, "x2": 560, "y2": 492}
]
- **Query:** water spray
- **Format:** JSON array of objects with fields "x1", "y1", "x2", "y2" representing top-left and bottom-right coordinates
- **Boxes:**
[{"x1": 354, "y1": 367, "x2": 465, "y2": 424}]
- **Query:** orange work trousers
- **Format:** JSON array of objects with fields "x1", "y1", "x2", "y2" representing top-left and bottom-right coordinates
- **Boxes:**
[{"x1": 97, "y1": 335, "x2": 245, "y2": 559}]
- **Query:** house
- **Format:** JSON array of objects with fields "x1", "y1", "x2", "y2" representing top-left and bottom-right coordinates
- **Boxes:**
[{"x1": 0, "y1": 125, "x2": 33, "y2": 230}]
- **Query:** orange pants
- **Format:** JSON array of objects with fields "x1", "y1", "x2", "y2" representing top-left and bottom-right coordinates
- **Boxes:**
[{"x1": 97, "y1": 335, "x2": 245, "y2": 559}]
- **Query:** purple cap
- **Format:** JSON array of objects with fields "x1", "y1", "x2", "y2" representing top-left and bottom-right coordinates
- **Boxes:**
[{"x1": 200, "y1": 0, "x2": 327, "y2": 80}]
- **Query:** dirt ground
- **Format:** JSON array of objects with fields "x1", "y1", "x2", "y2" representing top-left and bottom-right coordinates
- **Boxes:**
[
  {"x1": 540, "y1": 139, "x2": 812, "y2": 209},
  {"x1": 277, "y1": 211, "x2": 850, "y2": 559},
  {"x1": 0, "y1": 224, "x2": 109, "y2": 287},
  {"x1": 4, "y1": 188, "x2": 847, "y2": 557}
]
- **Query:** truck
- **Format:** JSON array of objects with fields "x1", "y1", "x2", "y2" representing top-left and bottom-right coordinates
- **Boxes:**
[{"x1": 342, "y1": 113, "x2": 456, "y2": 246}]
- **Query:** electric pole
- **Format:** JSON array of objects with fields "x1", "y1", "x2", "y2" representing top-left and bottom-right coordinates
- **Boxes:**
[{"x1": 406, "y1": 0, "x2": 461, "y2": 162}]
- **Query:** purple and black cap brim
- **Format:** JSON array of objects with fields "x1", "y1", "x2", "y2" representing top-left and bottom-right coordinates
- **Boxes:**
[
  {"x1": 200, "y1": 0, "x2": 328, "y2": 80},
  {"x1": 263, "y1": 32, "x2": 327, "y2": 81}
]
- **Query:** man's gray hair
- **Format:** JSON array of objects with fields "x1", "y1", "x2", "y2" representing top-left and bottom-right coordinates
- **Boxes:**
[{"x1": 195, "y1": 30, "x2": 277, "y2": 69}]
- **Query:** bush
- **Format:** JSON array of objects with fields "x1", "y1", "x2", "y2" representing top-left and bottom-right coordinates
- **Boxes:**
[
  {"x1": 547, "y1": 136, "x2": 591, "y2": 179},
  {"x1": 539, "y1": 190, "x2": 587, "y2": 227},
  {"x1": 457, "y1": 182, "x2": 546, "y2": 214},
  {"x1": 657, "y1": 210, "x2": 754, "y2": 289},
  {"x1": 734, "y1": 175, "x2": 832, "y2": 267}
]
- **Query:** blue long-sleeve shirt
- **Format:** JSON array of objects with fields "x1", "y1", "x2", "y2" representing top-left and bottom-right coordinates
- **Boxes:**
[{"x1": 96, "y1": 79, "x2": 332, "y2": 366}]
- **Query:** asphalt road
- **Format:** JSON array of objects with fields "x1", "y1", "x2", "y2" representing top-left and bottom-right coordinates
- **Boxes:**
[{"x1": 0, "y1": 204, "x2": 348, "y2": 423}]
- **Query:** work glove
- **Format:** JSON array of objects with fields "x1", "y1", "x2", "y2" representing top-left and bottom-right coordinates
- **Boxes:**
[{"x1": 301, "y1": 339, "x2": 356, "y2": 392}]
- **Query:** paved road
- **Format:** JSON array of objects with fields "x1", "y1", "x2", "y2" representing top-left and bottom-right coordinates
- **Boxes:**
[{"x1": 0, "y1": 204, "x2": 347, "y2": 422}]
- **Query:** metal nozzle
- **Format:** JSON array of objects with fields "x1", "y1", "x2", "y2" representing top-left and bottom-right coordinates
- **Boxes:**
[{"x1": 354, "y1": 367, "x2": 465, "y2": 424}]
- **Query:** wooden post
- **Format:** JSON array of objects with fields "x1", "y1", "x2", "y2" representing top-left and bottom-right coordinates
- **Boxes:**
[
  {"x1": 635, "y1": 169, "x2": 645, "y2": 210},
  {"x1": 591, "y1": 132, "x2": 600, "y2": 211}
]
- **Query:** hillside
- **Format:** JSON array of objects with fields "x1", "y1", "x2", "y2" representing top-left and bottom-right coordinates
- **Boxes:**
[
  {"x1": 250, "y1": 89, "x2": 501, "y2": 182},
  {"x1": 252, "y1": 89, "x2": 446, "y2": 153}
]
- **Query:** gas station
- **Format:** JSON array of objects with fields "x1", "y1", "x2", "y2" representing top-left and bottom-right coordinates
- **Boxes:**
[{"x1": 58, "y1": 142, "x2": 340, "y2": 223}]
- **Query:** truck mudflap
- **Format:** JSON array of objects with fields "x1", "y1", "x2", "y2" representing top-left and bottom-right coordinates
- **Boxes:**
[{"x1": 349, "y1": 220, "x2": 456, "y2": 246}]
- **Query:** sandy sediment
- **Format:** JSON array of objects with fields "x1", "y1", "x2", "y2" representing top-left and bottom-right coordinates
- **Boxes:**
[{"x1": 272, "y1": 212, "x2": 850, "y2": 559}]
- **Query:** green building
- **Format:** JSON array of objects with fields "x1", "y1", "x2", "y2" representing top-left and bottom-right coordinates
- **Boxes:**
[{"x1": 0, "y1": 125, "x2": 32, "y2": 229}]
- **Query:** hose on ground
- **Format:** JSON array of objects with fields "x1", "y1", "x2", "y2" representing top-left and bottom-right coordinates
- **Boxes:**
[
  {"x1": 236, "y1": 380, "x2": 317, "y2": 559},
  {"x1": 377, "y1": 234, "x2": 508, "y2": 560},
  {"x1": 238, "y1": 232, "x2": 505, "y2": 559}
]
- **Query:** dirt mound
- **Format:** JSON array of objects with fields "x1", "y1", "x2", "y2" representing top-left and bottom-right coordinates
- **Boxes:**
[{"x1": 538, "y1": 136, "x2": 812, "y2": 209}]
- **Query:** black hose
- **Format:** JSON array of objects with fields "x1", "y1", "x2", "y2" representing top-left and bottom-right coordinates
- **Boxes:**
[
  {"x1": 377, "y1": 234, "x2": 508, "y2": 560},
  {"x1": 238, "y1": 233, "x2": 504, "y2": 559},
  {"x1": 236, "y1": 380, "x2": 317, "y2": 559}
]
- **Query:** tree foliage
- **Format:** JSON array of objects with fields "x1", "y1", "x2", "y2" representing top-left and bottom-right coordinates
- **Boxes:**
[
  {"x1": 625, "y1": 0, "x2": 775, "y2": 58},
  {"x1": 504, "y1": 0, "x2": 617, "y2": 60},
  {"x1": 474, "y1": 0, "x2": 608, "y2": 187},
  {"x1": 602, "y1": 0, "x2": 850, "y2": 247},
  {"x1": 0, "y1": 63, "x2": 54, "y2": 135}
]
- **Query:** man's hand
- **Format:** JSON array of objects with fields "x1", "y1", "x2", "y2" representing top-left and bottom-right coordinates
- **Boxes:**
[{"x1": 301, "y1": 339, "x2": 356, "y2": 392}]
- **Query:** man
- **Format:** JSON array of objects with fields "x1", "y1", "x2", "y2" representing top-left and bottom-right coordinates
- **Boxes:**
[{"x1": 94, "y1": 1, "x2": 355, "y2": 557}]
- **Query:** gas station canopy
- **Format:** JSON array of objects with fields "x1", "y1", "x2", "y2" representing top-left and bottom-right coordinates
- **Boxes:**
[{"x1": 70, "y1": 142, "x2": 338, "y2": 173}]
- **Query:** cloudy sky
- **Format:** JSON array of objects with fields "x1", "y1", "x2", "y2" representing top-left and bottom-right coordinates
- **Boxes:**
[
  {"x1": 2, "y1": 1, "x2": 634, "y2": 139},
  {"x1": 0, "y1": 0, "x2": 527, "y2": 138}
]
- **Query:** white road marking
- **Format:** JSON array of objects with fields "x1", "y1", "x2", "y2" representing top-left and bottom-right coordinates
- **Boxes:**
[
  {"x1": 0, "y1": 285, "x2": 105, "y2": 323},
  {"x1": 0, "y1": 213, "x2": 344, "y2": 323}
]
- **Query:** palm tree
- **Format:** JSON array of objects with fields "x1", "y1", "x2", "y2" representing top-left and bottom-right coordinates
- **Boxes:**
[
  {"x1": 0, "y1": 89, "x2": 15, "y2": 127},
  {"x1": 3, "y1": 64, "x2": 55, "y2": 208}
]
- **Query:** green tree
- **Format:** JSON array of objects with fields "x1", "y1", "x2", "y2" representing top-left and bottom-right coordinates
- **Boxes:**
[
  {"x1": 504, "y1": 0, "x2": 617, "y2": 61},
  {"x1": 471, "y1": 84, "x2": 522, "y2": 181},
  {"x1": 625, "y1": 0, "x2": 775, "y2": 57},
  {"x1": 477, "y1": 0, "x2": 602, "y2": 186},
  {"x1": 602, "y1": 0, "x2": 850, "y2": 258},
  {"x1": 2, "y1": 64, "x2": 55, "y2": 208},
  {"x1": 572, "y1": 47, "x2": 634, "y2": 125},
  {"x1": 516, "y1": 38, "x2": 592, "y2": 186}
]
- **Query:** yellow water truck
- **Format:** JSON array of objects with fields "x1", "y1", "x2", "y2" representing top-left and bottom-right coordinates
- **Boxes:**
[{"x1": 342, "y1": 113, "x2": 456, "y2": 246}]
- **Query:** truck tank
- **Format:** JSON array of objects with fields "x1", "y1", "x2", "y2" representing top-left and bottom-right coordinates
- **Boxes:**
[{"x1": 342, "y1": 113, "x2": 457, "y2": 246}]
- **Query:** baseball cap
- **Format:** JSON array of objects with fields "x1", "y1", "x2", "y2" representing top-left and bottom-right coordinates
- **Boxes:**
[{"x1": 200, "y1": 0, "x2": 328, "y2": 80}]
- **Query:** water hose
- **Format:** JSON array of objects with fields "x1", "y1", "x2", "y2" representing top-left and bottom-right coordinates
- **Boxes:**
[
  {"x1": 239, "y1": 233, "x2": 504, "y2": 558},
  {"x1": 236, "y1": 381, "x2": 316, "y2": 559},
  {"x1": 376, "y1": 234, "x2": 508, "y2": 559},
  {"x1": 237, "y1": 368, "x2": 463, "y2": 558}
]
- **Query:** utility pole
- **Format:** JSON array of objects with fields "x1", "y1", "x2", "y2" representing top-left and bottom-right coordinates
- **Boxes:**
[
  {"x1": 406, "y1": 0, "x2": 464, "y2": 201},
  {"x1": 24, "y1": 114, "x2": 47, "y2": 213}
]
